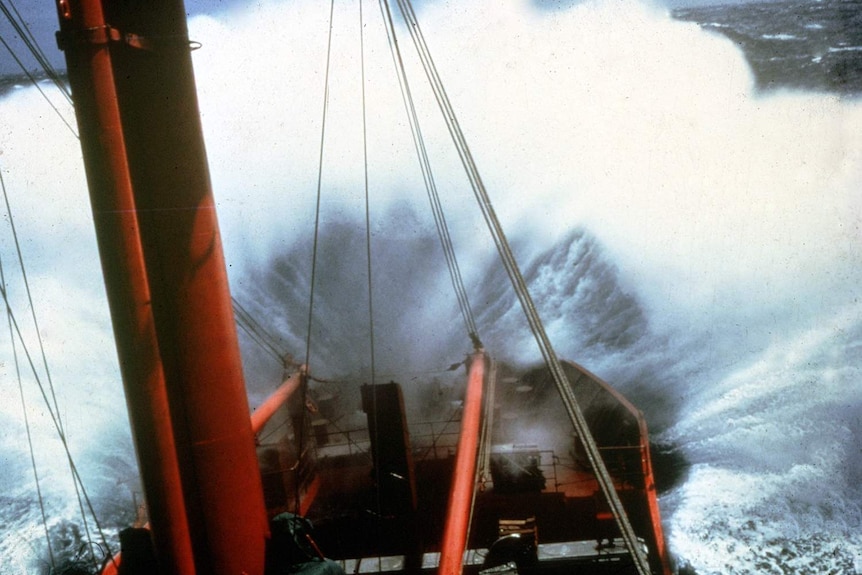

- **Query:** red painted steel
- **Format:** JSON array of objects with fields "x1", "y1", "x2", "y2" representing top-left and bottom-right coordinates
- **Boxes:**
[
  {"x1": 251, "y1": 370, "x2": 304, "y2": 435},
  {"x1": 602, "y1": 382, "x2": 672, "y2": 575},
  {"x1": 101, "y1": 1, "x2": 270, "y2": 570},
  {"x1": 58, "y1": 1, "x2": 268, "y2": 573},
  {"x1": 564, "y1": 360, "x2": 673, "y2": 575},
  {"x1": 299, "y1": 475, "x2": 322, "y2": 517},
  {"x1": 55, "y1": 1, "x2": 194, "y2": 573},
  {"x1": 101, "y1": 560, "x2": 119, "y2": 575},
  {"x1": 438, "y1": 351, "x2": 486, "y2": 575},
  {"x1": 637, "y1": 410, "x2": 673, "y2": 575}
]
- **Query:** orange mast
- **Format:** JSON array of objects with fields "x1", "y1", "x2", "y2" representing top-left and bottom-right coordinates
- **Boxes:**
[
  {"x1": 55, "y1": 1, "x2": 267, "y2": 573},
  {"x1": 438, "y1": 351, "x2": 486, "y2": 575}
]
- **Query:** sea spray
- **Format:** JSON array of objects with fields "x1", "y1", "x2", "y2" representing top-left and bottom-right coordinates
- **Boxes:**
[{"x1": 0, "y1": 1, "x2": 859, "y2": 573}]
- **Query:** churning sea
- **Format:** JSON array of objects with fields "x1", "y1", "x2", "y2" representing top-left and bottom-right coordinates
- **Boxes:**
[{"x1": 0, "y1": 0, "x2": 860, "y2": 574}]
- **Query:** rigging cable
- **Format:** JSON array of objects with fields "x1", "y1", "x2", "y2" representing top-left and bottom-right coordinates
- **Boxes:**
[
  {"x1": 0, "y1": 255, "x2": 56, "y2": 572},
  {"x1": 360, "y1": 0, "x2": 386, "y2": 563},
  {"x1": 476, "y1": 359, "x2": 497, "y2": 491},
  {"x1": 377, "y1": 0, "x2": 479, "y2": 342},
  {"x1": 361, "y1": 0, "x2": 377, "y2": 396},
  {"x1": 298, "y1": 0, "x2": 337, "y2": 516},
  {"x1": 389, "y1": 2, "x2": 652, "y2": 573},
  {"x1": 0, "y1": 33, "x2": 78, "y2": 138},
  {"x1": 304, "y1": 0, "x2": 336, "y2": 379},
  {"x1": 0, "y1": 278, "x2": 109, "y2": 571},
  {"x1": 0, "y1": 165, "x2": 65, "y2": 436},
  {"x1": 467, "y1": 357, "x2": 496, "y2": 565},
  {"x1": 0, "y1": 166, "x2": 109, "y2": 571},
  {"x1": 232, "y1": 296, "x2": 286, "y2": 365},
  {"x1": 0, "y1": 0, "x2": 72, "y2": 103}
]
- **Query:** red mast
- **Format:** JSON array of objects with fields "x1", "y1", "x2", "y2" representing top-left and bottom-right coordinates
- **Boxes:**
[
  {"x1": 55, "y1": 1, "x2": 267, "y2": 573},
  {"x1": 438, "y1": 351, "x2": 486, "y2": 575}
]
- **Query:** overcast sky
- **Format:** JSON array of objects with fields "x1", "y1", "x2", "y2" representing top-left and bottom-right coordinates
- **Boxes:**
[{"x1": 0, "y1": 0, "x2": 755, "y2": 78}]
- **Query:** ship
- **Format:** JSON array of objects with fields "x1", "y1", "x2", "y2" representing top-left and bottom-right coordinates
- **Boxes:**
[{"x1": 46, "y1": 0, "x2": 673, "y2": 574}]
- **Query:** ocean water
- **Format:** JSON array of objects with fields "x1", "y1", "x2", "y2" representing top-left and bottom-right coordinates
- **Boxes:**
[
  {"x1": 674, "y1": 0, "x2": 862, "y2": 94},
  {"x1": 0, "y1": 0, "x2": 860, "y2": 574}
]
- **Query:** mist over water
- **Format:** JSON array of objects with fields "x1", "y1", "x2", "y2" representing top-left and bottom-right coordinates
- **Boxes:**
[{"x1": 0, "y1": 0, "x2": 860, "y2": 573}]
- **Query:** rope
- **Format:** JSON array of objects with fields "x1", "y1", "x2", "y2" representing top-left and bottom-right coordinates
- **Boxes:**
[
  {"x1": 376, "y1": 0, "x2": 479, "y2": 343},
  {"x1": 389, "y1": 2, "x2": 652, "y2": 573}
]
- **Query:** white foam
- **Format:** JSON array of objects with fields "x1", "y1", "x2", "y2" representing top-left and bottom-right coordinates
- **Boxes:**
[
  {"x1": 187, "y1": 0, "x2": 862, "y2": 338},
  {"x1": 0, "y1": 1, "x2": 860, "y2": 572}
]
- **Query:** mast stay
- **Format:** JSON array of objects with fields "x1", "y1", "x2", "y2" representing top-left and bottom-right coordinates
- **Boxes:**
[
  {"x1": 385, "y1": 1, "x2": 653, "y2": 573},
  {"x1": 38, "y1": 0, "x2": 662, "y2": 571}
]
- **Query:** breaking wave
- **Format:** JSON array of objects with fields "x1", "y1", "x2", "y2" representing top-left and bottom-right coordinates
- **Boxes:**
[{"x1": 0, "y1": 0, "x2": 860, "y2": 573}]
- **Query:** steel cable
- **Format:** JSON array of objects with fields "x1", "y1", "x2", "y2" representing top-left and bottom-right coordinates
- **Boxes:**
[
  {"x1": 377, "y1": 0, "x2": 479, "y2": 343},
  {"x1": 1, "y1": 255, "x2": 56, "y2": 572},
  {"x1": 388, "y1": 2, "x2": 653, "y2": 572}
]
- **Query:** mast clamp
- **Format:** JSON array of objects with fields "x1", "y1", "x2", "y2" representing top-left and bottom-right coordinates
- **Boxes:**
[{"x1": 56, "y1": 25, "x2": 152, "y2": 52}]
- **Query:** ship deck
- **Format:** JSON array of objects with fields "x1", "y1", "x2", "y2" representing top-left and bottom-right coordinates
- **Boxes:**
[{"x1": 255, "y1": 360, "x2": 670, "y2": 574}]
